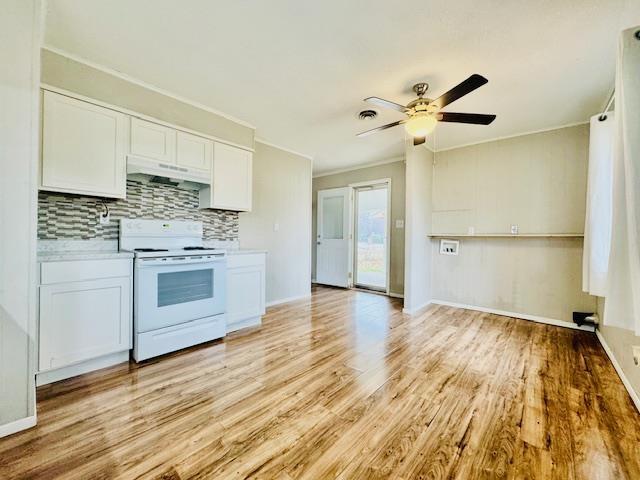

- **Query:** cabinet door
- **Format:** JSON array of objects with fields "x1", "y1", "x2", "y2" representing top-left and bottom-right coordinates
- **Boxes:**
[
  {"x1": 226, "y1": 265, "x2": 265, "y2": 325},
  {"x1": 130, "y1": 117, "x2": 176, "y2": 163},
  {"x1": 41, "y1": 91, "x2": 127, "y2": 198},
  {"x1": 212, "y1": 143, "x2": 253, "y2": 211},
  {"x1": 176, "y1": 131, "x2": 213, "y2": 171},
  {"x1": 39, "y1": 277, "x2": 132, "y2": 371}
]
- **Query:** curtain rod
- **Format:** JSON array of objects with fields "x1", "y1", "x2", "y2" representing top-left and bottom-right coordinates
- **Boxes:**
[{"x1": 599, "y1": 89, "x2": 615, "y2": 121}]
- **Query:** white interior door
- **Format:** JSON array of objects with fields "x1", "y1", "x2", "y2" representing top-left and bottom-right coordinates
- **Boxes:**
[{"x1": 316, "y1": 187, "x2": 352, "y2": 287}]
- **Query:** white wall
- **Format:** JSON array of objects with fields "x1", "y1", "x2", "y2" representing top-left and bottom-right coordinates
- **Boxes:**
[
  {"x1": 403, "y1": 143, "x2": 433, "y2": 313},
  {"x1": 239, "y1": 141, "x2": 312, "y2": 305},
  {"x1": 0, "y1": 0, "x2": 40, "y2": 436}
]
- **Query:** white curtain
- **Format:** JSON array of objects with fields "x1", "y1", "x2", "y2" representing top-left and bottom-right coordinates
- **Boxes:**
[
  {"x1": 583, "y1": 113, "x2": 614, "y2": 297},
  {"x1": 603, "y1": 27, "x2": 640, "y2": 335}
]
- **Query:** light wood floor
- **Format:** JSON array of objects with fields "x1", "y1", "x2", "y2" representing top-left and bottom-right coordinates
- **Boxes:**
[{"x1": 2, "y1": 286, "x2": 640, "y2": 479}]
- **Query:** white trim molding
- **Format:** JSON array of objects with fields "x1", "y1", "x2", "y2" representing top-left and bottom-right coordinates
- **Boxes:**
[
  {"x1": 266, "y1": 293, "x2": 312, "y2": 308},
  {"x1": 0, "y1": 415, "x2": 37, "y2": 438},
  {"x1": 254, "y1": 138, "x2": 313, "y2": 161},
  {"x1": 402, "y1": 301, "x2": 432, "y2": 315},
  {"x1": 314, "y1": 156, "x2": 404, "y2": 178},
  {"x1": 430, "y1": 300, "x2": 595, "y2": 332},
  {"x1": 434, "y1": 120, "x2": 590, "y2": 153},
  {"x1": 42, "y1": 45, "x2": 256, "y2": 129},
  {"x1": 388, "y1": 292, "x2": 404, "y2": 299},
  {"x1": 596, "y1": 330, "x2": 640, "y2": 413}
]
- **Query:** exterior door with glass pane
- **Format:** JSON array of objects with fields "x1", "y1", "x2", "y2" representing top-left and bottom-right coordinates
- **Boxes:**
[{"x1": 316, "y1": 187, "x2": 352, "y2": 287}]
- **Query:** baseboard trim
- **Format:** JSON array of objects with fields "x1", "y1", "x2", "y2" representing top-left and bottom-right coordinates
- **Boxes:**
[
  {"x1": 36, "y1": 350, "x2": 130, "y2": 386},
  {"x1": 430, "y1": 300, "x2": 595, "y2": 332},
  {"x1": 0, "y1": 414, "x2": 37, "y2": 438},
  {"x1": 388, "y1": 292, "x2": 404, "y2": 299},
  {"x1": 595, "y1": 330, "x2": 640, "y2": 413},
  {"x1": 266, "y1": 293, "x2": 312, "y2": 308},
  {"x1": 402, "y1": 301, "x2": 432, "y2": 315}
]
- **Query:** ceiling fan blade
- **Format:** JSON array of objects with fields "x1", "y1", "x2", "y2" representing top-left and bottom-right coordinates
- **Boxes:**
[
  {"x1": 413, "y1": 136, "x2": 426, "y2": 146},
  {"x1": 356, "y1": 119, "x2": 405, "y2": 137},
  {"x1": 431, "y1": 74, "x2": 488, "y2": 109},
  {"x1": 437, "y1": 112, "x2": 496, "y2": 125},
  {"x1": 364, "y1": 97, "x2": 407, "y2": 113}
]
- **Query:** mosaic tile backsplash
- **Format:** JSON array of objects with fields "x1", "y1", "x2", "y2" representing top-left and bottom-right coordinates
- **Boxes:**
[{"x1": 38, "y1": 180, "x2": 239, "y2": 241}]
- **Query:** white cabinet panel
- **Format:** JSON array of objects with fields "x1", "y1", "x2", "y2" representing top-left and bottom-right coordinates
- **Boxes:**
[
  {"x1": 39, "y1": 276, "x2": 131, "y2": 371},
  {"x1": 176, "y1": 131, "x2": 212, "y2": 171},
  {"x1": 200, "y1": 142, "x2": 253, "y2": 211},
  {"x1": 130, "y1": 117, "x2": 176, "y2": 164},
  {"x1": 41, "y1": 91, "x2": 127, "y2": 198},
  {"x1": 226, "y1": 254, "x2": 265, "y2": 331}
]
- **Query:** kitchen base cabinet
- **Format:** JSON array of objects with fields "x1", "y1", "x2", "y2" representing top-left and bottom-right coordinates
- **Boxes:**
[
  {"x1": 37, "y1": 258, "x2": 133, "y2": 385},
  {"x1": 226, "y1": 253, "x2": 266, "y2": 333}
]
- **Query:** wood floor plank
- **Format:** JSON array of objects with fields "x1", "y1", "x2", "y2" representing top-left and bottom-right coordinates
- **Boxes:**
[{"x1": 1, "y1": 285, "x2": 639, "y2": 479}]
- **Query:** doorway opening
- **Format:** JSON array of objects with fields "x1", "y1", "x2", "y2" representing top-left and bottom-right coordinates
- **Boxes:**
[{"x1": 353, "y1": 181, "x2": 390, "y2": 293}]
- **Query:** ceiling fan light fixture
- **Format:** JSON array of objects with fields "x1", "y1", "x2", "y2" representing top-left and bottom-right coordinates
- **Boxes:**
[{"x1": 405, "y1": 113, "x2": 437, "y2": 138}]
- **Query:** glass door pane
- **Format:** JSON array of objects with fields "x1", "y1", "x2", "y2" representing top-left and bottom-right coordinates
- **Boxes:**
[
  {"x1": 354, "y1": 185, "x2": 388, "y2": 290},
  {"x1": 322, "y1": 195, "x2": 345, "y2": 239}
]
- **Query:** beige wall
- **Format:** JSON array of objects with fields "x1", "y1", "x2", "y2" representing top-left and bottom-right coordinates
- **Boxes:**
[
  {"x1": 598, "y1": 300, "x2": 640, "y2": 401},
  {"x1": 239, "y1": 142, "x2": 312, "y2": 304},
  {"x1": 432, "y1": 124, "x2": 589, "y2": 235},
  {"x1": 312, "y1": 159, "x2": 406, "y2": 295},
  {"x1": 41, "y1": 49, "x2": 254, "y2": 149},
  {"x1": 1, "y1": 0, "x2": 40, "y2": 433},
  {"x1": 404, "y1": 144, "x2": 434, "y2": 312},
  {"x1": 430, "y1": 124, "x2": 596, "y2": 324}
]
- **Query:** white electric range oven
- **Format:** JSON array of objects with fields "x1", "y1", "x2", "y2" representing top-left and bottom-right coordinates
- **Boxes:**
[{"x1": 120, "y1": 219, "x2": 227, "y2": 361}]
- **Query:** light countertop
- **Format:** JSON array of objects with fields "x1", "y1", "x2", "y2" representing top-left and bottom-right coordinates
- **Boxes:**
[
  {"x1": 38, "y1": 250, "x2": 134, "y2": 262},
  {"x1": 224, "y1": 249, "x2": 267, "y2": 255}
]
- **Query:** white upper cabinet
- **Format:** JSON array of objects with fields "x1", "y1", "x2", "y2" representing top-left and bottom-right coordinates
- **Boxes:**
[
  {"x1": 41, "y1": 91, "x2": 128, "y2": 199},
  {"x1": 130, "y1": 117, "x2": 176, "y2": 164},
  {"x1": 200, "y1": 142, "x2": 253, "y2": 211},
  {"x1": 176, "y1": 131, "x2": 213, "y2": 171}
]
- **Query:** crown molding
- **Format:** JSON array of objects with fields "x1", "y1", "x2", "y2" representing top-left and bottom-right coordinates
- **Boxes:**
[
  {"x1": 433, "y1": 120, "x2": 590, "y2": 153},
  {"x1": 254, "y1": 137, "x2": 313, "y2": 161},
  {"x1": 313, "y1": 156, "x2": 404, "y2": 178},
  {"x1": 41, "y1": 44, "x2": 256, "y2": 129}
]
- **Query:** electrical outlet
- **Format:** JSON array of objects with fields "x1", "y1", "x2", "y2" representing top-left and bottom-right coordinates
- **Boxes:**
[
  {"x1": 633, "y1": 346, "x2": 640, "y2": 366},
  {"x1": 468, "y1": 226, "x2": 475, "y2": 235},
  {"x1": 395, "y1": 219, "x2": 404, "y2": 229},
  {"x1": 99, "y1": 211, "x2": 110, "y2": 225},
  {"x1": 439, "y1": 239, "x2": 459, "y2": 255},
  {"x1": 510, "y1": 224, "x2": 519, "y2": 235},
  {"x1": 273, "y1": 223, "x2": 279, "y2": 232}
]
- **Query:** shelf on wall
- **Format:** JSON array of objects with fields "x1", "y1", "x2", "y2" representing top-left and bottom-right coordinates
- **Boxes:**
[{"x1": 428, "y1": 233, "x2": 584, "y2": 238}]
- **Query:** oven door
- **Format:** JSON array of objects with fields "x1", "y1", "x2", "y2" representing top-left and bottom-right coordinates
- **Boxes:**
[{"x1": 135, "y1": 255, "x2": 226, "y2": 333}]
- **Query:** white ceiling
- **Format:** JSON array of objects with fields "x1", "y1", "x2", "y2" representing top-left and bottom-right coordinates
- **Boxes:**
[{"x1": 44, "y1": 0, "x2": 640, "y2": 173}]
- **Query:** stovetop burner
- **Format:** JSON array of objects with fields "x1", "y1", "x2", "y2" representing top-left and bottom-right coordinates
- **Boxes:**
[
  {"x1": 183, "y1": 246, "x2": 207, "y2": 250},
  {"x1": 134, "y1": 248, "x2": 170, "y2": 252}
]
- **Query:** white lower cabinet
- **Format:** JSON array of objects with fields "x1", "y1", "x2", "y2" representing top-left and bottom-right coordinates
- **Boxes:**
[
  {"x1": 226, "y1": 253, "x2": 266, "y2": 333},
  {"x1": 38, "y1": 258, "x2": 132, "y2": 384}
]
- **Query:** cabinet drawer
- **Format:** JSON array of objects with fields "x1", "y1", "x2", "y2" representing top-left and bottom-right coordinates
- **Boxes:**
[
  {"x1": 227, "y1": 253, "x2": 265, "y2": 269},
  {"x1": 41, "y1": 259, "x2": 132, "y2": 285}
]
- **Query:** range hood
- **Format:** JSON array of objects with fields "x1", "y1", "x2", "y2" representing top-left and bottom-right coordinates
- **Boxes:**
[{"x1": 127, "y1": 155, "x2": 210, "y2": 190}]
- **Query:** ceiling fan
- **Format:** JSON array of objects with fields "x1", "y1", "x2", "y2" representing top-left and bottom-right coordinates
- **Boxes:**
[{"x1": 357, "y1": 74, "x2": 496, "y2": 146}]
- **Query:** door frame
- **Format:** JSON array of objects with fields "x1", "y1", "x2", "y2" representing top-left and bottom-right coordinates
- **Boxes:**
[{"x1": 349, "y1": 178, "x2": 392, "y2": 294}]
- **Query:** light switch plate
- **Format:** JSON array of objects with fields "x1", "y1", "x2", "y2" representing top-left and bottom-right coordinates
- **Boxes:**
[{"x1": 395, "y1": 219, "x2": 404, "y2": 229}]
